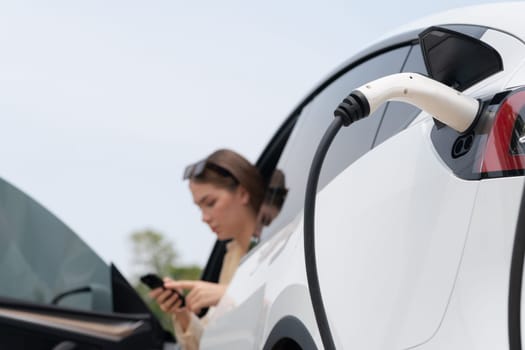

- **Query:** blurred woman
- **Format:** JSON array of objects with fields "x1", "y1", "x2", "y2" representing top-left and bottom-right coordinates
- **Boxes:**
[{"x1": 149, "y1": 149, "x2": 265, "y2": 350}]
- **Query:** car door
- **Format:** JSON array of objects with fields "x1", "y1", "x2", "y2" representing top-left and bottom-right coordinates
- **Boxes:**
[{"x1": 0, "y1": 177, "x2": 169, "y2": 349}]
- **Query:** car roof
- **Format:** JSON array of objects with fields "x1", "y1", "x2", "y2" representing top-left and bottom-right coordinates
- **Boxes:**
[{"x1": 390, "y1": 2, "x2": 525, "y2": 43}]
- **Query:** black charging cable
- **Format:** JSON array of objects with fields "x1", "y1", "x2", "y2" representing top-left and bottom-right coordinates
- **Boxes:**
[
  {"x1": 303, "y1": 91, "x2": 369, "y2": 350},
  {"x1": 508, "y1": 175, "x2": 525, "y2": 349}
]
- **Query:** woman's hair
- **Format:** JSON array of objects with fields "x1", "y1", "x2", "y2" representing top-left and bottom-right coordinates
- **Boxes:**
[{"x1": 187, "y1": 149, "x2": 265, "y2": 213}]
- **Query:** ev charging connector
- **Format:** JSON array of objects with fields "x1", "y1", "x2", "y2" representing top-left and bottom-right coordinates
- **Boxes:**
[{"x1": 336, "y1": 72, "x2": 480, "y2": 132}]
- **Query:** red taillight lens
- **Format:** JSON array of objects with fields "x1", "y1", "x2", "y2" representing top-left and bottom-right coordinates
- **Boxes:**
[{"x1": 481, "y1": 89, "x2": 525, "y2": 176}]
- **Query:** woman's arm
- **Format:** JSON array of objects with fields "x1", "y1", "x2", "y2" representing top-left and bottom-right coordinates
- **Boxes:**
[{"x1": 149, "y1": 279, "x2": 207, "y2": 350}]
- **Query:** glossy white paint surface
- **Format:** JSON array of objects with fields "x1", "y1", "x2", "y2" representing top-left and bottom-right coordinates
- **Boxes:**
[
  {"x1": 416, "y1": 177, "x2": 523, "y2": 349},
  {"x1": 201, "y1": 214, "x2": 321, "y2": 349},
  {"x1": 315, "y1": 118, "x2": 478, "y2": 349}
]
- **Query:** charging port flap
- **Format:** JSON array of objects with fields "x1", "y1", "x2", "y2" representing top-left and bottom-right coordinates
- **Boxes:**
[{"x1": 419, "y1": 26, "x2": 503, "y2": 91}]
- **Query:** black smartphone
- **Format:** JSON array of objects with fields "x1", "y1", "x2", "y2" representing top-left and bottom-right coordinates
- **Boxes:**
[{"x1": 140, "y1": 273, "x2": 186, "y2": 307}]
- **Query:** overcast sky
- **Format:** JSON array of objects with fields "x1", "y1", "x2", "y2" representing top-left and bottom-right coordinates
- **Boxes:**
[{"x1": 0, "y1": 0, "x2": 512, "y2": 279}]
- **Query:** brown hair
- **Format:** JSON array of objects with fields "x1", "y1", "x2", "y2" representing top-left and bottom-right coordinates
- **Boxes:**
[{"x1": 189, "y1": 149, "x2": 265, "y2": 213}]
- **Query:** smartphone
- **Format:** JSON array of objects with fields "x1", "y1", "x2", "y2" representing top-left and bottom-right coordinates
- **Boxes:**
[{"x1": 140, "y1": 273, "x2": 186, "y2": 307}]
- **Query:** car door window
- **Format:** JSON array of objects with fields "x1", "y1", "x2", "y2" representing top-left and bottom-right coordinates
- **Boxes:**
[
  {"x1": 262, "y1": 46, "x2": 411, "y2": 238},
  {"x1": 0, "y1": 177, "x2": 112, "y2": 312}
]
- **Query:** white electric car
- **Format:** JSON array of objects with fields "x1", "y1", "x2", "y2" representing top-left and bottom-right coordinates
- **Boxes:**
[
  {"x1": 199, "y1": 3, "x2": 525, "y2": 350},
  {"x1": 2, "y1": 2, "x2": 525, "y2": 350}
]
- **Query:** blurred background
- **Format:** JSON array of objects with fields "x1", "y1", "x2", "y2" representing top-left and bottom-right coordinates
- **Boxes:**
[{"x1": 0, "y1": 0, "x2": 510, "y2": 281}]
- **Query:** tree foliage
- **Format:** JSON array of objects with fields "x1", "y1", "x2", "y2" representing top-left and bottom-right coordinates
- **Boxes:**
[{"x1": 130, "y1": 229, "x2": 178, "y2": 277}]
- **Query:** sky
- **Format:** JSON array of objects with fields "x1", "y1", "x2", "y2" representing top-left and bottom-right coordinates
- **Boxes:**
[{"x1": 0, "y1": 0, "x2": 513, "y2": 279}]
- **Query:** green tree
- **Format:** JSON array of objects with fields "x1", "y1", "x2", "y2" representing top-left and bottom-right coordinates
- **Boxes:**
[
  {"x1": 130, "y1": 229, "x2": 177, "y2": 277},
  {"x1": 129, "y1": 229, "x2": 202, "y2": 333}
]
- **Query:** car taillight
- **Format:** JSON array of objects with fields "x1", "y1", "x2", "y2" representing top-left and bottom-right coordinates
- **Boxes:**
[{"x1": 481, "y1": 88, "x2": 525, "y2": 177}]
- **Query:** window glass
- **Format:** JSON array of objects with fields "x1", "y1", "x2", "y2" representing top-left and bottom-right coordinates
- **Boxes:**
[
  {"x1": 373, "y1": 44, "x2": 428, "y2": 146},
  {"x1": 261, "y1": 46, "x2": 411, "y2": 237},
  {"x1": 0, "y1": 177, "x2": 112, "y2": 312}
]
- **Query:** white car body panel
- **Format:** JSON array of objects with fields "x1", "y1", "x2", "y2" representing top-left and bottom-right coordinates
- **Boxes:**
[
  {"x1": 202, "y1": 215, "x2": 321, "y2": 349},
  {"x1": 417, "y1": 177, "x2": 523, "y2": 349},
  {"x1": 201, "y1": 3, "x2": 525, "y2": 349},
  {"x1": 315, "y1": 118, "x2": 478, "y2": 349}
]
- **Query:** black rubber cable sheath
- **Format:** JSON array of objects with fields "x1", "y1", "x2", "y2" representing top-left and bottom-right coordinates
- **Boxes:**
[
  {"x1": 304, "y1": 117, "x2": 344, "y2": 350},
  {"x1": 509, "y1": 178, "x2": 525, "y2": 349}
]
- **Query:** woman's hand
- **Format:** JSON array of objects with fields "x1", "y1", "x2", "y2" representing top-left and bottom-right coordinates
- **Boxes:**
[
  {"x1": 148, "y1": 278, "x2": 191, "y2": 330},
  {"x1": 148, "y1": 287, "x2": 185, "y2": 314},
  {"x1": 164, "y1": 280, "x2": 227, "y2": 313}
]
